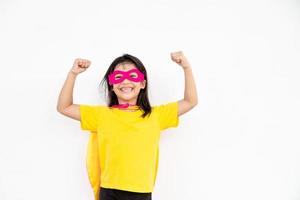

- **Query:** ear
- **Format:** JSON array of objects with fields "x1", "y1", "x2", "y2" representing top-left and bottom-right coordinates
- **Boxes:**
[{"x1": 141, "y1": 80, "x2": 146, "y2": 89}]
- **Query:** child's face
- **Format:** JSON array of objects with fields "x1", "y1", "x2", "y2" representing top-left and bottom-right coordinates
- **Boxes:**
[{"x1": 111, "y1": 63, "x2": 146, "y2": 103}]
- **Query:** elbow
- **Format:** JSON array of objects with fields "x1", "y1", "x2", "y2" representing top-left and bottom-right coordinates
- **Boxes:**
[
  {"x1": 183, "y1": 98, "x2": 198, "y2": 108},
  {"x1": 57, "y1": 104, "x2": 74, "y2": 115},
  {"x1": 56, "y1": 107, "x2": 63, "y2": 114},
  {"x1": 190, "y1": 98, "x2": 198, "y2": 108},
  {"x1": 191, "y1": 101, "x2": 198, "y2": 108},
  {"x1": 56, "y1": 105, "x2": 65, "y2": 114},
  {"x1": 186, "y1": 99, "x2": 198, "y2": 109}
]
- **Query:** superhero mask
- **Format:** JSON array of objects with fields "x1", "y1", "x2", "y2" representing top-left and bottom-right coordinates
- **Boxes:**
[{"x1": 108, "y1": 68, "x2": 145, "y2": 85}]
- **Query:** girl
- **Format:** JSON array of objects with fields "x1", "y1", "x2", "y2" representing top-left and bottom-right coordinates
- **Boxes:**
[{"x1": 57, "y1": 51, "x2": 198, "y2": 200}]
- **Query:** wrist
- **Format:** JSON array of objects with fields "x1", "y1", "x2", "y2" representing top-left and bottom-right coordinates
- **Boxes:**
[
  {"x1": 183, "y1": 65, "x2": 192, "y2": 70},
  {"x1": 68, "y1": 70, "x2": 78, "y2": 77}
]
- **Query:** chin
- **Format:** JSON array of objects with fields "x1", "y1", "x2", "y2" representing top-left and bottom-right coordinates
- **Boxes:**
[{"x1": 118, "y1": 93, "x2": 138, "y2": 101}]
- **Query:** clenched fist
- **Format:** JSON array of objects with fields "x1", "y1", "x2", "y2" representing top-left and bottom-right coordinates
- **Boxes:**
[
  {"x1": 70, "y1": 58, "x2": 91, "y2": 75},
  {"x1": 170, "y1": 51, "x2": 190, "y2": 69}
]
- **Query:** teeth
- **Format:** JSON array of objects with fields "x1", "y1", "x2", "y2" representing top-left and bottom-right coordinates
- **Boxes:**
[{"x1": 120, "y1": 87, "x2": 133, "y2": 92}]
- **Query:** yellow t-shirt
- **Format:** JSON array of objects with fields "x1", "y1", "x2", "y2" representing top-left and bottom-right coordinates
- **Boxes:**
[{"x1": 79, "y1": 101, "x2": 179, "y2": 193}]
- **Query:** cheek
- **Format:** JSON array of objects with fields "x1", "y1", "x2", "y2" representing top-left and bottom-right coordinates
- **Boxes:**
[
  {"x1": 139, "y1": 82, "x2": 145, "y2": 88},
  {"x1": 112, "y1": 84, "x2": 120, "y2": 91},
  {"x1": 134, "y1": 83, "x2": 143, "y2": 89}
]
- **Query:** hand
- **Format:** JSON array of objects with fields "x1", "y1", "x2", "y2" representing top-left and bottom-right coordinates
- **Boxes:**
[
  {"x1": 70, "y1": 58, "x2": 91, "y2": 75},
  {"x1": 170, "y1": 51, "x2": 191, "y2": 69}
]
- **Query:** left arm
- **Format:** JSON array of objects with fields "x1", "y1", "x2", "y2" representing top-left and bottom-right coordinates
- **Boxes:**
[{"x1": 170, "y1": 51, "x2": 198, "y2": 116}]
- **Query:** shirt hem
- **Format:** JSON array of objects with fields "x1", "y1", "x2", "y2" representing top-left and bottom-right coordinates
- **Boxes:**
[{"x1": 100, "y1": 182, "x2": 154, "y2": 193}]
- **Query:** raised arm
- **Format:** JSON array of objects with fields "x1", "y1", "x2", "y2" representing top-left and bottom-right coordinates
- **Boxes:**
[
  {"x1": 170, "y1": 51, "x2": 198, "y2": 116},
  {"x1": 56, "y1": 58, "x2": 91, "y2": 121}
]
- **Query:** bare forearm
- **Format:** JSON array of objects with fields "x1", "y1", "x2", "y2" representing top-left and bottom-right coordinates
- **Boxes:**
[
  {"x1": 183, "y1": 66, "x2": 198, "y2": 105},
  {"x1": 171, "y1": 51, "x2": 198, "y2": 116},
  {"x1": 56, "y1": 71, "x2": 77, "y2": 111}
]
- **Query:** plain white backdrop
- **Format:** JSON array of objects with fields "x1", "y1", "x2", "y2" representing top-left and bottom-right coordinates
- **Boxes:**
[{"x1": 0, "y1": 0, "x2": 300, "y2": 199}]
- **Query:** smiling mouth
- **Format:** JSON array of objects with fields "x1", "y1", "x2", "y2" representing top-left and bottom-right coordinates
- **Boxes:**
[{"x1": 119, "y1": 87, "x2": 134, "y2": 93}]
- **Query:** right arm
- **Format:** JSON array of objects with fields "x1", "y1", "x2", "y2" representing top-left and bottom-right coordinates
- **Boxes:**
[{"x1": 56, "y1": 58, "x2": 91, "y2": 121}]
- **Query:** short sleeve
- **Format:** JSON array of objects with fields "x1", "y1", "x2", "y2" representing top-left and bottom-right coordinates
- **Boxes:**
[
  {"x1": 79, "y1": 104, "x2": 100, "y2": 132},
  {"x1": 155, "y1": 101, "x2": 179, "y2": 130}
]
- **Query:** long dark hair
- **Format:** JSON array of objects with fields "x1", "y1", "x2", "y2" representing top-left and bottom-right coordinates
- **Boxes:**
[{"x1": 99, "y1": 54, "x2": 152, "y2": 118}]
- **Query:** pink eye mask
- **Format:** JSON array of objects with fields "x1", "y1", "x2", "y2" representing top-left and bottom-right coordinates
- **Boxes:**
[{"x1": 108, "y1": 68, "x2": 144, "y2": 85}]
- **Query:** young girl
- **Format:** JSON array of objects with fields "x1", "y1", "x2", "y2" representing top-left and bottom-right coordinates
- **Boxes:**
[{"x1": 57, "y1": 51, "x2": 198, "y2": 200}]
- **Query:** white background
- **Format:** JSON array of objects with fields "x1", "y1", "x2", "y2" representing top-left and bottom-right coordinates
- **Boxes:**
[{"x1": 0, "y1": 0, "x2": 300, "y2": 199}]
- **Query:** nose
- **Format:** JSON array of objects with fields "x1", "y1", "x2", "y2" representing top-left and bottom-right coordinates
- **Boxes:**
[{"x1": 121, "y1": 78, "x2": 131, "y2": 84}]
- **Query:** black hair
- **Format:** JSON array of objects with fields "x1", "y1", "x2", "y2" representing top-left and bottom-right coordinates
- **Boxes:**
[{"x1": 99, "y1": 53, "x2": 152, "y2": 118}]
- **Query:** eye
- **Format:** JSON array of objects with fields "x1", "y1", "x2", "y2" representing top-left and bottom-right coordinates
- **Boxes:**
[
  {"x1": 115, "y1": 75, "x2": 122, "y2": 79},
  {"x1": 129, "y1": 73, "x2": 138, "y2": 78}
]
